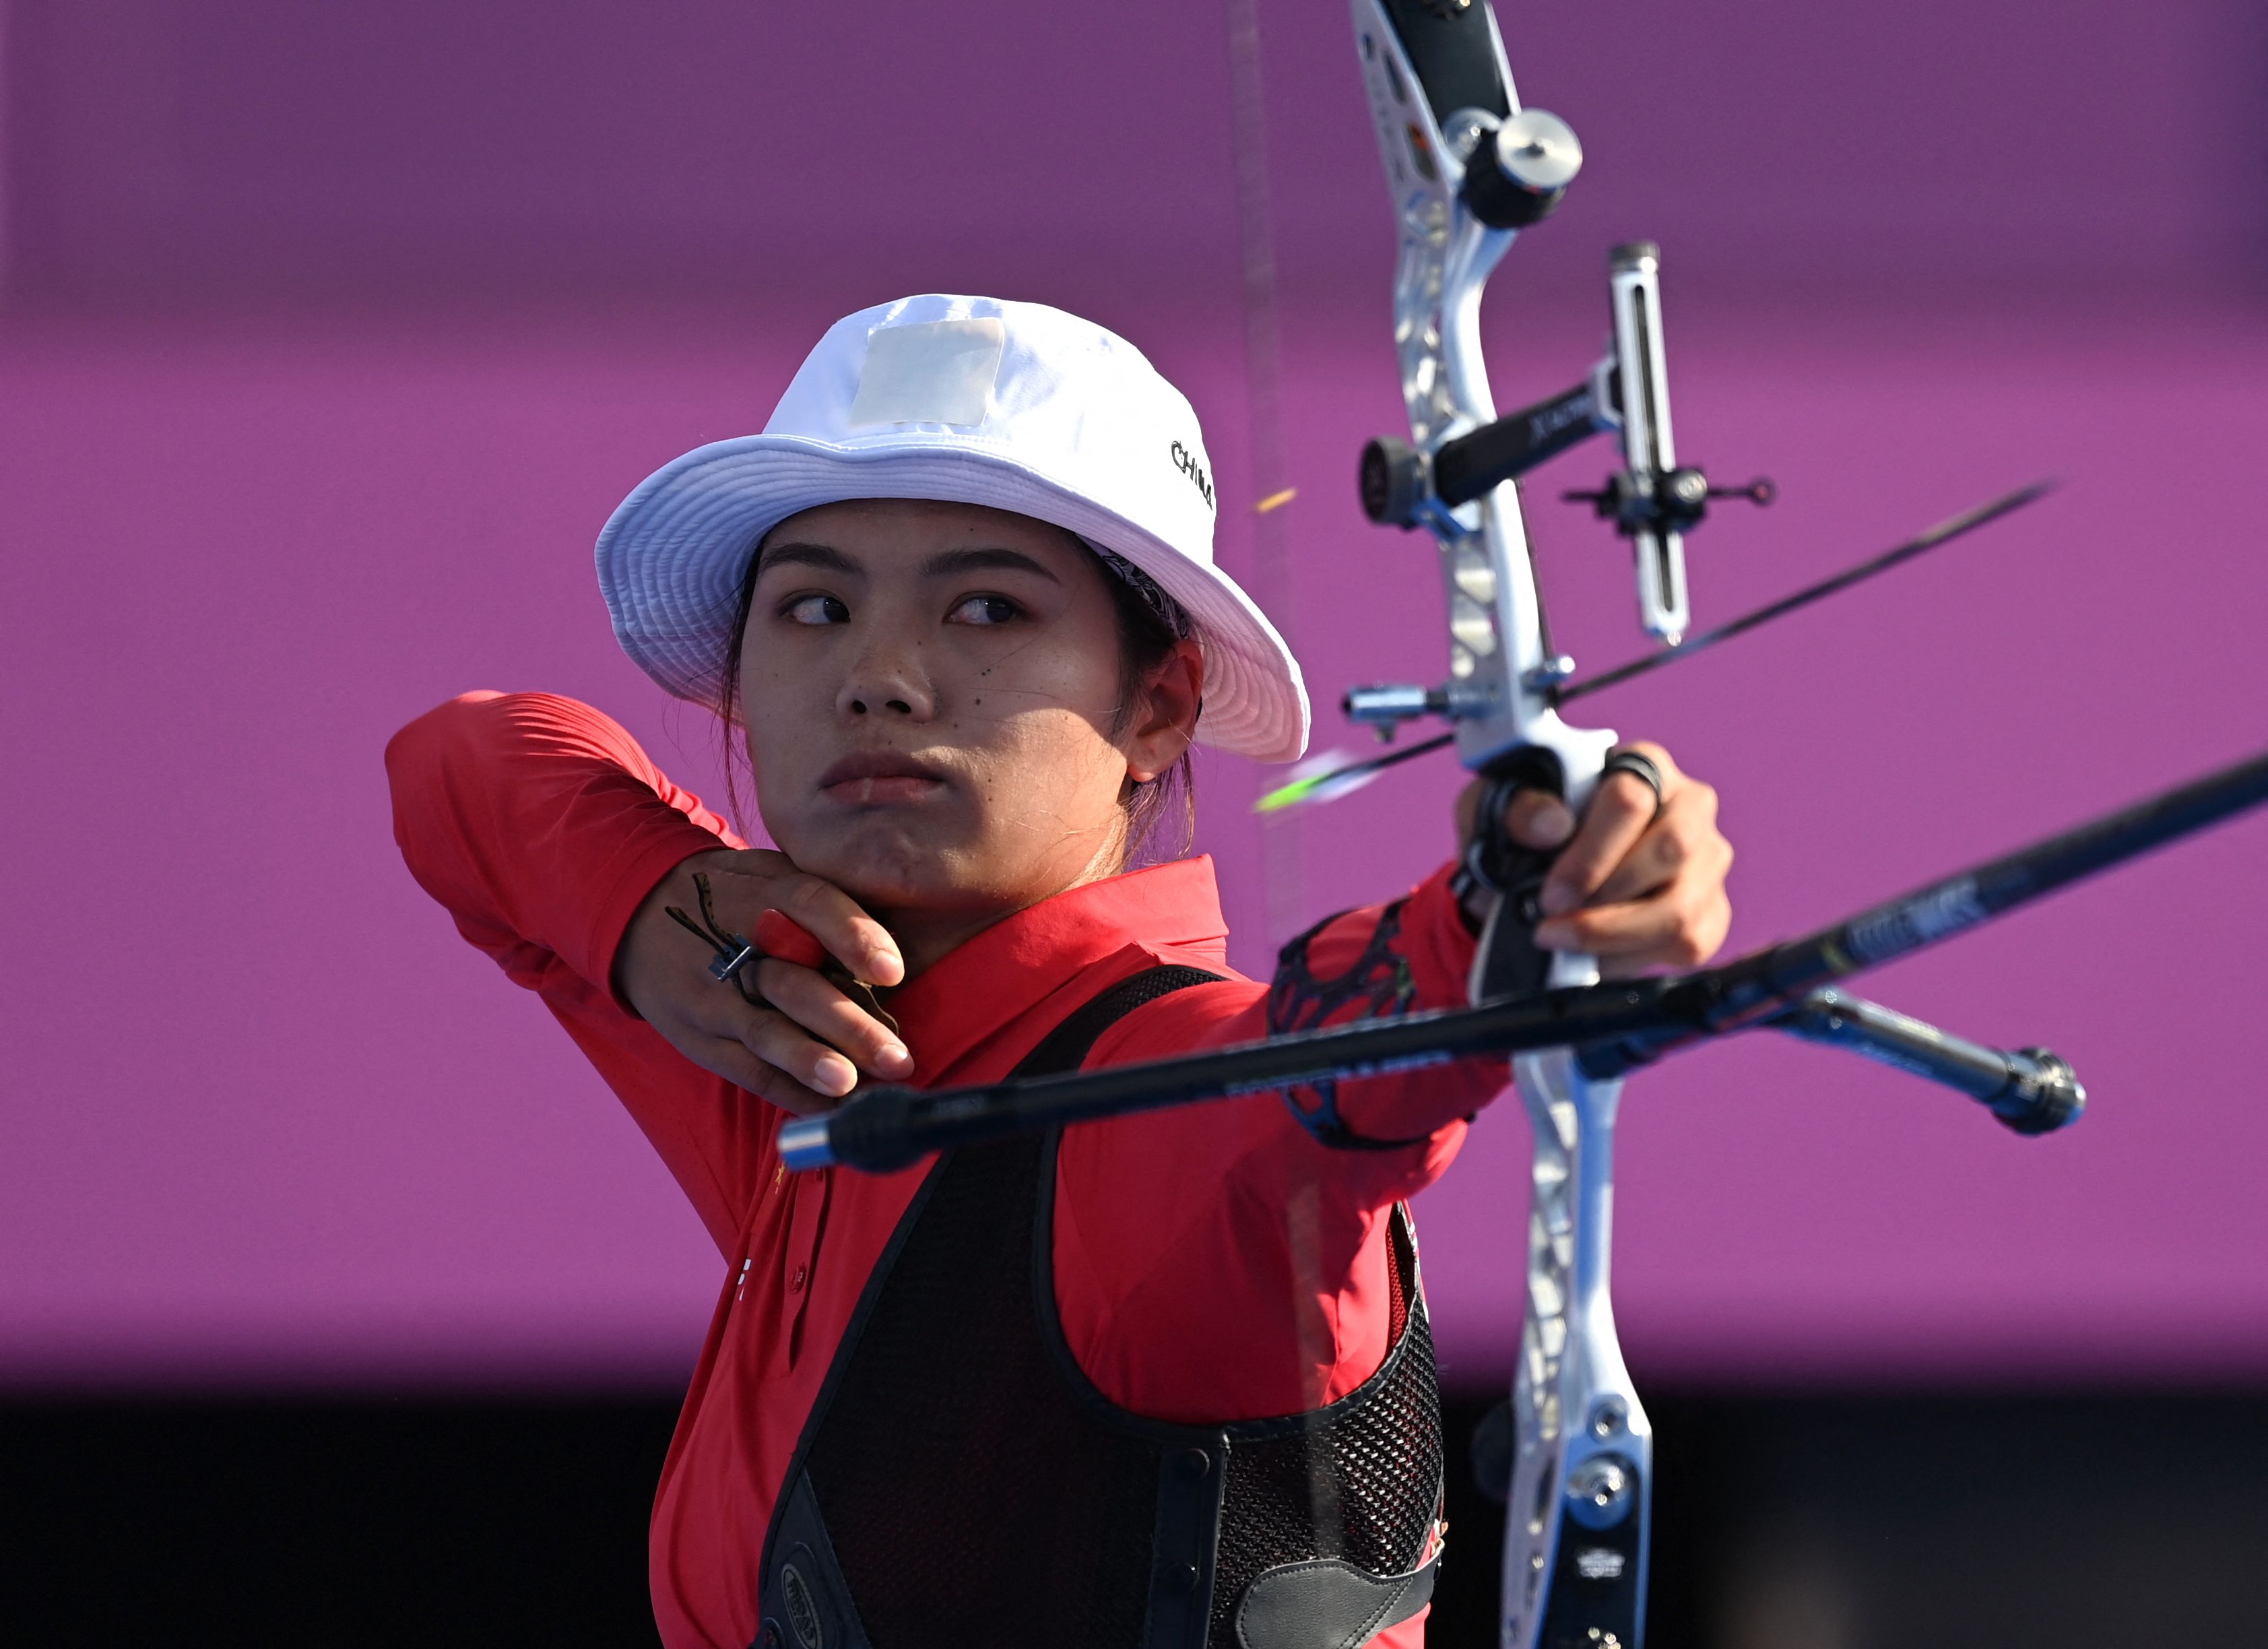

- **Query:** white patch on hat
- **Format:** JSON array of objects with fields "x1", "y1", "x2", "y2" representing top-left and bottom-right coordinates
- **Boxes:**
[{"x1": 847, "y1": 318, "x2": 1006, "y2": 428}]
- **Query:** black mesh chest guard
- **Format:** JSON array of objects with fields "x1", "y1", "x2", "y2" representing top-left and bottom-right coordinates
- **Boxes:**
[{"x1": 754, "y1": 967, "x2": 1445, "y2": 1649}]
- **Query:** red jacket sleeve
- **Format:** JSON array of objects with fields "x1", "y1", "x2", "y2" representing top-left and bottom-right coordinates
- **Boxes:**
[
  {"x1": 1056, "y1": 868, "x2": 1505, "y2": 1420},
  {"x1": 384, "y1": 690, "x2": 763, "y2": 1255}
]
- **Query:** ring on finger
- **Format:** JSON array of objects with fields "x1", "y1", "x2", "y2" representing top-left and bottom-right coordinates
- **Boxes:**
[{"x1": 1600, "y1": 749, "x2": 1666, "y2": 822}]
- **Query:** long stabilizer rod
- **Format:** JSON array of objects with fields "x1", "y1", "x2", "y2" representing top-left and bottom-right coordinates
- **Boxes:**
[{"x1": 785, "y1": 748, "x2": 2268, "y2": 1173}]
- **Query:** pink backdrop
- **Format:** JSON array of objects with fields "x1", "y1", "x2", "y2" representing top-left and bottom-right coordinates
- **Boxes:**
[{"x1": 2, "y1": 0, "x2": 2263, "y2": 1390}]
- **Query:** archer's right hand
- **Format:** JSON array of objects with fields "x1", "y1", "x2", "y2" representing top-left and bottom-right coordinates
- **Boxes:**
[{"x1": 613, "y1": 847, "x2": 912, "y2": 1116}]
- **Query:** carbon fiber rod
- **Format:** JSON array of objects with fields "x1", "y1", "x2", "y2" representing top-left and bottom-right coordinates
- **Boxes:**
[
  {"x1": 781, "y1": 747, "x2": 2268, "y2": 1173},
  {"x1": 1768, "y1": 988, "x2": 2083, "y2": 1134},
  {"x1": 1583, "y1": 745, "x2": 2268, "y2": 1080}
]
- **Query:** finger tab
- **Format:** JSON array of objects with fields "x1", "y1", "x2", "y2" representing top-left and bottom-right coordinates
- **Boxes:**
[{"x1": 755, "y1": 908, "x2": 827, "y2": 969}]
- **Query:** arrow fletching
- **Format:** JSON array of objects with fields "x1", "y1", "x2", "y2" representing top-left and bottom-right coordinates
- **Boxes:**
[{"x1": 1254, "y1": 734, "x2": 1455, "y2": 813}]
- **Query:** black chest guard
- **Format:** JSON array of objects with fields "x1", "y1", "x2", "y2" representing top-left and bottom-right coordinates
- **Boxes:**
[{"x1": 754, "y1": 967, "x2": 1446, "y2": 1649}]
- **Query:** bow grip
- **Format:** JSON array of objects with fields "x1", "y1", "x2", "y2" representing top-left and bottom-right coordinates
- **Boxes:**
[{"x1": 1464, "y1": 746, "x2": 1568, "y2": 1004}]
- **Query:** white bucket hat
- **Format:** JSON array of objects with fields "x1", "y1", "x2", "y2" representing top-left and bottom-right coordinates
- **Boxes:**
[{"x1": 595, "y1": 294, "x2": 1309, "y2": 763}]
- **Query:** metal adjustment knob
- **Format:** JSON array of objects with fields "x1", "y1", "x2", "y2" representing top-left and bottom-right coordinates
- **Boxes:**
[
  {"x1": 1660, "y1": 465, "x2": 1710, "y2": 529},
  {"x1": 1661, "y1": 467, "x2": 1777, "y2": 532},
  {"x1": 1564, "y1": 1454, "x2": 1635, "y2": 1530},
  {"x1": 1994, "y1": 1048, "x2": 2087, "y2": 1135},
  {"x1": 1611, "y1": 238, "x2": 1659, "y2": 274},
  {"x1": 1358, "y1": 435, "x2": 1430, "y2": 527},
  {"x1": 1460, "y1": 108, "x2": 1583, "y2": 230}
]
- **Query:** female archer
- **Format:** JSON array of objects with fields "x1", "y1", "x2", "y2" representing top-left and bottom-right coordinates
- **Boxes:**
[{"x1": 387, "y1": 294, "x2": 1732, "y2": 1649}]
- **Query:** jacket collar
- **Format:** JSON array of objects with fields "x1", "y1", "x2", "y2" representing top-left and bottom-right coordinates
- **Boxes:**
[{"x1": 882, "y1": 855, "x2": 1231, "y2": 1082}]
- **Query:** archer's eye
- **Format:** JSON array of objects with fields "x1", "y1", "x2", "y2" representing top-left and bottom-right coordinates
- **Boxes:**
[
  {"x1": 783, "y1": 594, "x2": 851, "y2": 626},
  {"x1": 947, "y1": 595, "x2": 1021, "y2": 626}
]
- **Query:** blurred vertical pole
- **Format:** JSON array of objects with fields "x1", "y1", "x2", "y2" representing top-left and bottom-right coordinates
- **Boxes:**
[
  {"x1": 1224, "y1": 0, "x2": 1309, "y2": 947},
  {"x1": 0, "y1": 0, "x2": 13, "y2": 305},
  {"x1": 1225, "y1": 0, "x2": 1339, "y2": 1455}
]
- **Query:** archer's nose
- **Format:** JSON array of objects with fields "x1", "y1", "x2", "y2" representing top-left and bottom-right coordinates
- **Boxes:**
[{"x1": 836, "y1": 640, "x2": 936, "y2": 721}]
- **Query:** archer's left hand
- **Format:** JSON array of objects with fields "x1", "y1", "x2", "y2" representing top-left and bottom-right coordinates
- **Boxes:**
[{"x1": 1456, "y1": 740, "x2": 1732, "y2": 978}]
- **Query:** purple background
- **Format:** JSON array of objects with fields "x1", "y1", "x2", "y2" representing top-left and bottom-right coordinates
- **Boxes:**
[{"x1": 2, "y1": 0, "x2": 2263, "y2": 1392}]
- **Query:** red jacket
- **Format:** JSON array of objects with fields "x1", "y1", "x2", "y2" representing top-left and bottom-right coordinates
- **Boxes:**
[{"x1": 387, "y1": 690, "x2": 1502, "y2": 1649}]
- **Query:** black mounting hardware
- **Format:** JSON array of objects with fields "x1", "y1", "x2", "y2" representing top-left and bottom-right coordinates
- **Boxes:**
[
  {"x1": 1460, "y1": 108, "x2": 1583, "y2": 230},
  {"x1": 1378, "y1": 0, "x2": 1510, "y2": 129},
  {"x1": 1360, "y1": 374, "x2": 1615, "y2": 529},
  {"x1": 1563, "y1": 468, "x2": 1775, "y2": 537},
  {"x1": 1358, "y1": 435, "x2": 1431, "y2": 529}
]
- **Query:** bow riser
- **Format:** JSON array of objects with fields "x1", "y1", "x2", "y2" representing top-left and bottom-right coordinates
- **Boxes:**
[{"x1": 1354, "y1": 3, "x2": 1646, "y2": 1644}]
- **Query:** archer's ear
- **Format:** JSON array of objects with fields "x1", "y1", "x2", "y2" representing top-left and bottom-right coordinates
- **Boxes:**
[{"x1": 1124, "y1": 640, "x2": 1205, "y2": 782}]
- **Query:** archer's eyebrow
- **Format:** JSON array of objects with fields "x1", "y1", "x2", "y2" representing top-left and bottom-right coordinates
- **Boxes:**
[
  {"x1": 754, "y1": 543, "x2": 1063, "y2": 583},
  {"x1": 919, "y1": 546, "x2": 1062, "y2": 583},
  {"x1": 754, "y1": 542, "x2": 862, "y2": 577}
]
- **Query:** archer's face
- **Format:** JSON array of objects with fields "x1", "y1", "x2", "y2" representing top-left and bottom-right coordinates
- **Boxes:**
[{"x1": 740, "y1": 499, "x2": 1171, "y2": 922}]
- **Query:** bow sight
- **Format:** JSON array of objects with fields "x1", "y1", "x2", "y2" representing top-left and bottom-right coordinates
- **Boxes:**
[{"x1": 1356, "y1": 238, "x2": 1775, "y2": 672}]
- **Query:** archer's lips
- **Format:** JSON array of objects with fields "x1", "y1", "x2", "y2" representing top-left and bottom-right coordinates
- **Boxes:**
[{"x1": 818, "y1": 751, "x2": 952, "y2": 806}]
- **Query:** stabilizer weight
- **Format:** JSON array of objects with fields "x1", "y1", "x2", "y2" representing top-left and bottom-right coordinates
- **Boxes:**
[{"x1": 1775, "y1": 990, "x2": 2085, "y2": 1134}]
